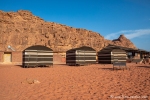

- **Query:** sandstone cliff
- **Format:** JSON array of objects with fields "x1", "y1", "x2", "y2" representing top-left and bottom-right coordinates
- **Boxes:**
[{"x1": 0, "y1": 10, "x2": 136, "y2": 52}]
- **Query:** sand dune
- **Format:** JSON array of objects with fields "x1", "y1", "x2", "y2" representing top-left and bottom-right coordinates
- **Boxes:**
[{"x1": 0, "y1": 63, "x2": 150, "y2": 100}]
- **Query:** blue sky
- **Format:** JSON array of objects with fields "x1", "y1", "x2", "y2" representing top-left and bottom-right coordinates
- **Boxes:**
[{"x1": 0, "y1": 0, "x2": 150, "y2": 51}]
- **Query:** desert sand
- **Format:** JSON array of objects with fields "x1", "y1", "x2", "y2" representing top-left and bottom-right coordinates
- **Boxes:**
[{"x1": 0, "y1": 63, "x2": 150, "y2": 100}]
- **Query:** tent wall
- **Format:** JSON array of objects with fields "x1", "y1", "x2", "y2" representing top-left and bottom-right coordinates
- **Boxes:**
[
  {"x1": 66, "y1": 50, "x2": 76, "y2": 65},
  {"x1": 111, "y1": 49, "x2": 127, "y2": 63},
  {"x1": 98, "y1": 53, "x2": 111, "y2": 64},
  {"x1": 76, "y1": 50, "x2": 96, "y2": 65}
]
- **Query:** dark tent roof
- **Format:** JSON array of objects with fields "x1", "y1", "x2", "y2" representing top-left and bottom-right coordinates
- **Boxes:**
[
  {"x1": 111, "y1": 49, "x2": 126, "y2": 52},
  {"x1": 77, "y1": 46, "x2": 95, "y2": 51},
  {"x1": 99, "y1": 44, "x2": 137, "y2": 53},
  {"x1": 107, "y1": 44, "x2": 137, "y2": 51},
  {"x1": 137, "y1": 49, "x2": 149, "y2": 53},
  {"x1": 67, "y1": 46, "x2": 95, "y2": 52},
  {"x1": 99, "y1": 44, "x2": 149, "y2": 53},
  {"x1": 24, "y1": 45, "x2": 53, "y2": 51}
]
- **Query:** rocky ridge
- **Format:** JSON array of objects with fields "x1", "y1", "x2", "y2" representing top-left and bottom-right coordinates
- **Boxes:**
[{"x1": 0, "y1": 10, "x2": 136, "y2": 52}]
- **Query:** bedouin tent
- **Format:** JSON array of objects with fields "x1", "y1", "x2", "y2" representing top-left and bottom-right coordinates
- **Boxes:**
[
  {"x1": 22, "y1": 45, "x2": 53, "y2": 68},
  {"x1": 66, "y1": 46, "x2": 96, "y2": 66},
  {"x1": 98, "y1": 45, "x2": 127, "y2": 64}
]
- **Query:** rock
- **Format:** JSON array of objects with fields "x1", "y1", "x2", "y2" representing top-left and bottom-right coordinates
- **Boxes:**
[
  {"x1": 21, "y1": 78, "x2": 40, "y2": 84},
  {"x1": 26, "y1": 78, "x2": 34, "y2": 84},
  {"x1": 0, "y1": 10, "x2": 136, "y2": 52},
  {"x1": 33, "y1": 80, "x2": 40, "y2": 84}
]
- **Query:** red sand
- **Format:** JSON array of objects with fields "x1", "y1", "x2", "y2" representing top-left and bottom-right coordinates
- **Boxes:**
[{"x1": 0, "y1": 63, "x2": 150, "y2": 100}]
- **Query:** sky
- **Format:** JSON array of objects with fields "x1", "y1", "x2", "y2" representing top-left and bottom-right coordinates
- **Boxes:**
[{"x1": 0, "y1": 0, "x2": 150, "y2": 51}]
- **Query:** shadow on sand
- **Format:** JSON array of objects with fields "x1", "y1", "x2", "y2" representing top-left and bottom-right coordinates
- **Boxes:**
[
  {"x1": 15, "y1": 65, "x2": 53, "y2": 68},
  {"x1": 137, "y1": 66, "x2": 150, "y2": 68},
  {"x1": 100, "y1": 68, "x2": 114, "y2": 71}
]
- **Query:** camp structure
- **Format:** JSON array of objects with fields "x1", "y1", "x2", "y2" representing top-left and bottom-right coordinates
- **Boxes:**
[
  {"x1": 66, "y1": 46, "x2": 96, "y2": 66},
  {"x1": 22, "y1": 45, "x2": 53, "y2": 68},
  {"x1": 98, "y1": 45, "x2": 127, "y2": 64},
  {"x1": 100, "y1": 45, "x2": 150, "y2": 64}
]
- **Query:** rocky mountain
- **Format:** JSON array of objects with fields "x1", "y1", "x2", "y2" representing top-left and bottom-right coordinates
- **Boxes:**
[
  {"x1": 0, "y1": 10, "x2": 136, "y2": 52},
  {"x1": 104, "y1": 34, "x2": 137, "y2": 49}
]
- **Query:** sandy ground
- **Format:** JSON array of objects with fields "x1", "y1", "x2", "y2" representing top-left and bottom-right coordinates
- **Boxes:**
[{"x1": 0, "y1": 63, "x2": 150, "y2": 100}]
